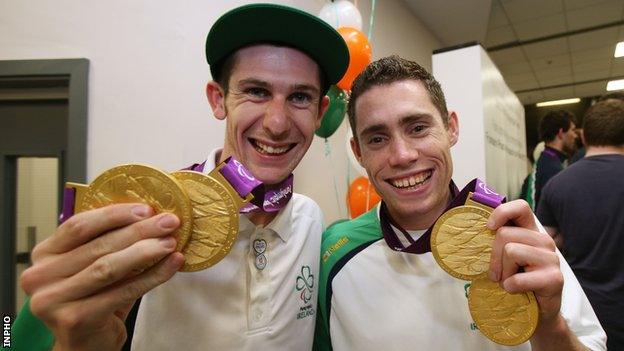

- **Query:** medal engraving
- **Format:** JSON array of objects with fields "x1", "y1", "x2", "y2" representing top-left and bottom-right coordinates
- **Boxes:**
[
  {"x1": 431, "y1": 206, "x2": 494, "y2": 280},
  {"x1": 171, "y1": 171, "x2": 240, "y2": 272},
  {"x1": 79, "y1": 165, "x2": 193, "y2": 252},
  {"x1": 468, "y1": 278, "x2": 539, "y2": 346}
]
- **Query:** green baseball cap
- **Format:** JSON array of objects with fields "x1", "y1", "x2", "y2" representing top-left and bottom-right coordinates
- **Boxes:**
[{"x1": 206, "y1": 3, "x2": 349, "y2": 93}]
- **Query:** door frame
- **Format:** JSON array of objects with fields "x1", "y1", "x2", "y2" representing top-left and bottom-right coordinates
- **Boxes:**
[{"x1": 0, "y1": 59, "x2": 89, "y2": 316}]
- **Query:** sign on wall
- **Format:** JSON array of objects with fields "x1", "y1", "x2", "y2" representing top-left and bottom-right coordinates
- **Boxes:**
[{"x1": 433, "y1": 44, "x2": 528, "y2": 198}]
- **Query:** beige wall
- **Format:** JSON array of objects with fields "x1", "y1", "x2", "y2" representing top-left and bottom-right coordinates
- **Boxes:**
[
  {"x1": 0, "y1": 0, "x2": 441, "y2": 225},
  {"x1": 15, "y1": 158, "x2": 59, "y2": 309}
]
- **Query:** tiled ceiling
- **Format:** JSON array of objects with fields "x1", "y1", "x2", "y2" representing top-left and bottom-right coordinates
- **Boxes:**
[
  {"x1": 403, "y1": 0, "x2": 624, "y2": 105},
  {"x1": 485, "y1": 0, "x2": 624, "y2": 104}
]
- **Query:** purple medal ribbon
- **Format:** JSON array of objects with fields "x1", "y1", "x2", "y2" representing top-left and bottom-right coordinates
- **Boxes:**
[
  {"x1": 59, "y1": 157, "x2": 293, "y2": 223},
  {"x1": 380, "y1": 178, "x2": 505, "y2": 254},
  {"x1": 185, "y1": 157, "x2": 293, "y2": 213},
  {"x1": 59, "y1": 187, "x2": 76, "y2": 224}
]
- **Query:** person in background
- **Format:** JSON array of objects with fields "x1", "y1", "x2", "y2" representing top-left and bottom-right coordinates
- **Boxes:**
[
  {"x1": 314, "y1": 55, "x2": 605, "y2": 351},
  {"x1": 537, "y1": 98, "x2": 624, "y2": 351},
  {"x1": 533, "y1": 110, "x2": 577, "y2": 206},
  {"x1": 572, "y1": 91, "x2": 624, "y2": 165},
  {"x1": 11, "y1": 4, "x2": 349, "y2": 351},
  {"x1": 519, "y1": 141, "x2": 545, "y2": 210},
  {"x1": 569, "y1": 128, "x2": 585, "y2": 164}
]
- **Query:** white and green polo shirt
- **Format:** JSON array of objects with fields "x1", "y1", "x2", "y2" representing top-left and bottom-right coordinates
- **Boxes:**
[{"x1": 314, "y1": 207, "x2": 606, "y2": 351}]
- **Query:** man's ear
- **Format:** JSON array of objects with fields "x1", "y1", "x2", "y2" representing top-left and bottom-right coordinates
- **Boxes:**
[
  {"x1": 556, "y1": 128, "x2": 565, "y2": 140},
  {"x1": 206, "y1": 81, "x2": 227, "y2": 120},
  {"x1": 350, "y1": 136, "x2": 364, "y2": 166},
  {"x1": 447, "y1": 111, "x2": 459, "y2": 146},
  {"x1": 316, "y1": 95, "x2": 330, "y2": 129}
]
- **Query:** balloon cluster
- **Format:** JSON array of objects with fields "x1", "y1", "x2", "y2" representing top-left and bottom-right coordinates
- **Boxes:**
[
  {"x1": 316, "y1": 0, "x2": 372, "y2": 139},
  {"x1": 318, "y1": 1, "x2": 379, "y2": 220}
]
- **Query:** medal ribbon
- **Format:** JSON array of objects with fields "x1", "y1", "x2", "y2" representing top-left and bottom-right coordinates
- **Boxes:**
[
  {"x1": 59, "y1": 187, "x2": 76, "y2": 224},
  {"x1": 59, "y1": 156, "x2": 293, "y2": 222},
  {"x1": 380, "y1": 178, "x2": 505, "y2": 254},
  {"x1": 186, "y1": 157, "x2": 293, "y2": 213}
]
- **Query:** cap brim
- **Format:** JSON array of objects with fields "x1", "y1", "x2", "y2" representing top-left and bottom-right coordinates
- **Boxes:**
[{"x1": 206, "y1": 4, "x2": 349, "y2": 92}]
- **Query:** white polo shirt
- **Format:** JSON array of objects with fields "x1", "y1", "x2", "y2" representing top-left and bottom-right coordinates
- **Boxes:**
[
  {"x1": 132, "y1": 149, "x2": 323, "y2": 351},
  {"x1": 315, "y1": 207, "x2": 607, "y2": 351}
]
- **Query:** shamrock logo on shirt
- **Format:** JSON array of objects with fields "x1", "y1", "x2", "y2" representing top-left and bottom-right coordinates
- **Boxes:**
[{"x1": 296, "y1": 265, "x2": 314, "y2": 304}]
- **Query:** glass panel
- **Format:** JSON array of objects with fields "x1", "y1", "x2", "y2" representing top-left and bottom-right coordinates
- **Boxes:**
[{"x1": 15, "y1": 157, "x2": 58, "y2": 311}]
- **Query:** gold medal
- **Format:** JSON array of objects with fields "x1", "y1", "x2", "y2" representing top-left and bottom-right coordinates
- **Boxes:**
[
  {"x1": 431, "y1": 205, "x2": 495, "y2": 280},
  {"x1": 429, "y1": 190, "x2": 538, "y2": 345},
  {"x1": 468, "y1": 277, "x2": 539, "y2": 346},
  {"x1": 66, "y1": 161, "x2": 254, "y2": 272},
  {"x1": 72, "y1": 164, "x2": 193, "y2": 252},
  {"x1": 171, "y1": 166, "x2": 252, "y2": 272}
]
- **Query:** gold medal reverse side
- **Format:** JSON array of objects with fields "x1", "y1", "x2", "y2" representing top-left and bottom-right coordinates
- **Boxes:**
[
  {"x1": 468, "y1": 277, "x2": 539, "y2": 346},
  {"x1": 171, "y1": 171, "x2": 240, "y2": 272},
  {"x1": 431, "y1": 205, "x2": 495, "y2": 280},
  {"x1": 78, "y1": 164, "x2": 193, "y2": 252}
]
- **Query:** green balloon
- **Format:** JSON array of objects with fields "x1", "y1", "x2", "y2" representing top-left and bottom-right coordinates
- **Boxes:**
[{"x1": 315, "y1": 85, "x2": 348, "y2": 138}]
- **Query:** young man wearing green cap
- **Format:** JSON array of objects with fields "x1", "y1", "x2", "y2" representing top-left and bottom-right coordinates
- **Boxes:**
[
  {"x1": 12, "y1": 4, "x2": 348, "y2": 351},
  {"x1": 314, "y1": 56, "x2": 606, "y2": 350}
]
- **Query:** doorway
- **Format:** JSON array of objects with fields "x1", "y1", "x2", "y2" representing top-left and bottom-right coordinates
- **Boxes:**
[{"x1": 0, "y1": 59, "x2": 88, "y2": 317}]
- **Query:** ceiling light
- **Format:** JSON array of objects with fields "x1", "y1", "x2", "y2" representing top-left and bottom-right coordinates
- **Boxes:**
[
  {"x1": 607, "y1": 79, "x2": 624, "y2": 91},
  {"x1": 535, "y1": 98, "x2": 581, "y2": 107},
  {"x1": 615, "y1": 42, "x2": 624, "y2": 58}
]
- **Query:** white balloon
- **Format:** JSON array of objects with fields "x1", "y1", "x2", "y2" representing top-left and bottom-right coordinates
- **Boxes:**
[
  {"x1": 345, "y1": 128, "x2": 368, "y2": 177},
  {"x1": 318, "y1": 0, "x2": 363, "y2": 31}
]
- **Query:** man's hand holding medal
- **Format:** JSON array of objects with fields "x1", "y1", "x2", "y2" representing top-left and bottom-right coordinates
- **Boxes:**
[{"x1": 430, "y1": 180, "x2": 573, "y2": 347}]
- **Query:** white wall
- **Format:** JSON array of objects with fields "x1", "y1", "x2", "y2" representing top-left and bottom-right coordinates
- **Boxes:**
[
  {"x1": 481, "y1": 49, "x2": 528, "y2": 199},
  {"x1": 432, "y1": 46, "x2": 487, "y2": 188},
  {"x1": 0, "y1": 0, "x2": 441, "y2": 225},
  {"x1": 432, "y1": 45, "x2": 527, "y2": 198}
]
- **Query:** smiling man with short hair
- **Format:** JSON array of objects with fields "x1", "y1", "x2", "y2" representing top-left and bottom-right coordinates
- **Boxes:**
[
  {"x1": 314, "y1": 55, "x2": 606, "y2": 351},
  {"x1": 12, "y1": 4, "x2": 349, "y2": 351}
]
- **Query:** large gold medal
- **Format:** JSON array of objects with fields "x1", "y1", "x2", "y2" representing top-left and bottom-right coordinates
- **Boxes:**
[
  {"x1": 171, "y1": 167, "x2": 250, "y2": 272},
  {"x1": 431, "y1": 205, "x2": 495, "y2": 280},
  {"x1": 70, "y1": 164, "x2": 193, "y2": 252},
  {"x1": 430, "y1": 191, "x2": 538, "y2": 345},
  {"x1": 468, "y1": 278, "x2": 539, "y2": 346}
]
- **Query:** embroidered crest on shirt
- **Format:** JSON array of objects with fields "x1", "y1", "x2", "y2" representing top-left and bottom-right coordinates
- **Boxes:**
[{"x1": 296, "y1": 265, "x2": 315, "y2": 320}]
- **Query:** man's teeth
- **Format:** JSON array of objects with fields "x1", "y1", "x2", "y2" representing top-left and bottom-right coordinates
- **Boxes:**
[
  {"x1": 391, "y1": 171, "x2": 431, "y2": 189},
  {"x1": 255, "y1": 141, "x2": 290, "y2": 155}
]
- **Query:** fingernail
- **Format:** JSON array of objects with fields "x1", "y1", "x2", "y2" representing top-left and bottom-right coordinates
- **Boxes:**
[
  {"x1": 158, "y1": 214, "x2": 179, "y2": 229},
  {"x1": 159, "y1": 236, "x2": 176, "y2": 249},
  {"x1": 486, "y1": 218, "x2": 495, "y2": 229},
  {"x1": 132, "y1": 205, "x2": 151, "y2": 218},
  {"x1": 169, "y1": 253, "x2": 185, "y2": 270}
]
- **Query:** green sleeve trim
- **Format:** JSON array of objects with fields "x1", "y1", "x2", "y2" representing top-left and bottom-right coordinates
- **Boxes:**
[
  {"x1": 11, "y1": 298, "x2": 55, "y2": 351},
  {"x1": 314, "y1": 208, "x2": 382, "y2": 350}
]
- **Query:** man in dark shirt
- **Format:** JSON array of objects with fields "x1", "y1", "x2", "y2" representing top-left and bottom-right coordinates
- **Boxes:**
[
  {"x1": 537, "y1": 98, "x2": 624, "y2": 350},
  {"x1": 534, "y1": 110, "x2": 577, "y2": 206}
]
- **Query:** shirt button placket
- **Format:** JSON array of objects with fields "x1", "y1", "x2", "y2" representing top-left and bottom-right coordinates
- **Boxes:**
[{"x1": 248, "y1": 228, "x2": 270, "y2": 330}]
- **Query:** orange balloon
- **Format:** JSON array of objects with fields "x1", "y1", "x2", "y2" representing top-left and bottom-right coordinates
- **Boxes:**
[
  {"x1": 347, "y1": 176, "x2": 381, "y2": 219},
  {"x1": 337, "y1": 27, "x2": 372, "y2": 91}
]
